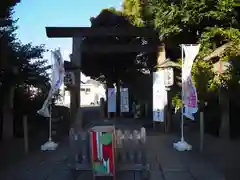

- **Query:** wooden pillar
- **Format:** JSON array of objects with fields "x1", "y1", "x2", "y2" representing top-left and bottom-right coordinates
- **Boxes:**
[
  {"x1": 116, "y1": 80, "x2": 120, "y2": 118},
  {"x1": 23, "y1": 115, "x2": 29, "y2": 154},
  {"x1": 100, "y1": 98, "x2": 105, "y2": 118},
  {"x1": 166, "y1": 91, "x2": 172, "y2": 132},
  {"x1": 199, "y1": 111, "x2": 204, "y2": 152},
  {"x1": 70, "y1": 37, "x2": 82, "y2": 130},
  {"x1": 217, "y1": 62, "x2": 230, "y2": 140},
  {"x1": 219, "y1": 90, "x2": 230, "y2": 139}
]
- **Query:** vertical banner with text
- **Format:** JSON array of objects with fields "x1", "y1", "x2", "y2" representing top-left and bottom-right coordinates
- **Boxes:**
[
  {"x1": 37, "y1": 49, "x2": 65, "y2": 117},
  {"x1": 120, "y1": 88, "x2": 129, "y2": 112},
  {"x1": 182, "y1": 45, "x2": 200, "y2": 120},
  {"x1": 153, "y1": 71, "x2": 168, "y2": 122},
  {"x1": 107, "y1": 88, "x2": 116, "y2": 113}
]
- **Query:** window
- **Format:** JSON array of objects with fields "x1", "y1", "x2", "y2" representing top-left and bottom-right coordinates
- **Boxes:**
[{"x1": 81, "y1": 88, "x2": 85, "y2": 92}]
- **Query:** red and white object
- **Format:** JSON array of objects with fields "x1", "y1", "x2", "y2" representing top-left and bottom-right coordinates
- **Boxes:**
[{"x1": 90, "y1": 126, "x2": 116, "y2": 179}]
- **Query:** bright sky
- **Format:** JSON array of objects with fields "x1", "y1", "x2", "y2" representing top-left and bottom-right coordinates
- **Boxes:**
[{"x1": 14, "y1": 0, "x2": 122, "y2": 81}]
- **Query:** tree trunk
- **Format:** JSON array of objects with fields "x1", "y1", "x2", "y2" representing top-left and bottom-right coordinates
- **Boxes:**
[
  {"x1": 2, "y1": 86, "x2": 14, "y2": 140},
  {"x1": 0, "y1": 103, "x2": 3, "y2": 140}
]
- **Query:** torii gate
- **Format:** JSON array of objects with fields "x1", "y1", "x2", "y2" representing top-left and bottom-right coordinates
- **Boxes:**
[{"x1": 45, "y1": 26, "x2": 165, "y2": 130}]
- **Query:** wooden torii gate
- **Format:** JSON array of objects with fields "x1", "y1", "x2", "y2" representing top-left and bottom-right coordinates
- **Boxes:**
[{"x1": 45, "y1": 26, "x2": 164, "y2": 130}]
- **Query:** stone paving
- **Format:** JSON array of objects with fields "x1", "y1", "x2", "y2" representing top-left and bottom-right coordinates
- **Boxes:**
[
  {"x1": 0, "y1": 137, "x2": 70, "y2": 180},
  {"x1": 0, "y1": 106, "x2": 226, "y2": 180},
  {"x1": 146, "y1": 134, "x2": 225, "y2": 180},
  {"x1": 0, "y1": 133, "x2": 226, "y2": 180}
]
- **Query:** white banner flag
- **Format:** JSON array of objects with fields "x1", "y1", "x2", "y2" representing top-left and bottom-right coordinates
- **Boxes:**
[
  {"x1": 120, "y1": 88, "x2": 129, "y2": 112},
  {"x1": 182, "y1": 45, "x2": 200, "y2": 120},
  {"x1": 153, "y1": 71, "x2": 167, "y2": 122},
  {"x1": 37, "y1": 49, "x2": 65, "y2": 117},
  {"x1": 107, "y1": 88, "x2": 116, "y2": 113}
]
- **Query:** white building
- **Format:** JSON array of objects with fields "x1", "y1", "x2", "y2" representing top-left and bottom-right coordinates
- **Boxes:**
[
  {"x1": 80, "y1": 79, "x2": 106, "y2": 105},
  {"x1": 56, "y1": 78, "x2": 106, "y2": 107}
]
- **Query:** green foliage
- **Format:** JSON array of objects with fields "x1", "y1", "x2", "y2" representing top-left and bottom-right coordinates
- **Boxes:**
[
  {"x1": 0, "y1": 0, "x2": 50, "y2": 116},
  {"x1": 105, "y1": 7, "x2": 123, "y2": 16},
  {"x1": 140, "y1": 0, "x2": 240, "y2": 108},
  {"x1": 172, "y1": 93, "x2": 182, "y2": 111},
  {"x1": 145, "y1": 0, "x2": 238, "y2": 40},
  {"x1": 0, "y1": 0, "x2": 20, "y2": 18},
  {"x1": 200, "y1": 27, "x2": 240, "y2": 58},
  {"x1": 122, "y1": 0, "x2": 145, "y2": 26},
  {"x1": 193, "y1": 60, "x2": 215, "y2": 97},
  {"x1": 87, "y1": 0, "x2": 240, "y2": 109},
  {"x1": 82, "y1": 7, "x2": 160, "y2": 102}
]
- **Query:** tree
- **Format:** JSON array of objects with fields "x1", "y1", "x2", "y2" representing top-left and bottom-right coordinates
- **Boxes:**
[
  {"x1": 130, "y1": 0, "x2": 240, "y2": 100},
  {"x1": 122, "y1": 0, "x2": 145, "y2": 26},
  {"x1": 82, "y1": 8, "x2": 158, "y2": 103},
  {"x1": 0, "y1": 0, "x2": 51, "y2": 139},
  {"x1": 143, "y1": 0, "x2": 240, "y2": 137},
  {"x1": 82, "y1": 0, "x2": 240, "y2": 131},
  {"x1": 120, "y1": 0, "x2": 240, "y2": 137}
]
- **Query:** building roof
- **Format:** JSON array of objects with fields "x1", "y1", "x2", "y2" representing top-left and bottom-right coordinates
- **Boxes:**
[
  {"x1": 158, "y1": 59, "x2": 181, "y2": 68},
  {"x1": 85, "y1": 79, "x2": 102, "y2": 86}
]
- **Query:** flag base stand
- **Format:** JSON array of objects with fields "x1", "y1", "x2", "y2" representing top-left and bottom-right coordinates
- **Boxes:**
[
  {"x1": 173, "y1": 139, "x2": 192, "y2": 151},
  {"x1": 41, "y1": 140, "x2": 58, "y2": 151}
]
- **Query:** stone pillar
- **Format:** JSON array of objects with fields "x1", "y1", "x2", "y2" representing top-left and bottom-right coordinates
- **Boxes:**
[{"x1": 70, "y1": 37, "x2": 82, "y2": 130}]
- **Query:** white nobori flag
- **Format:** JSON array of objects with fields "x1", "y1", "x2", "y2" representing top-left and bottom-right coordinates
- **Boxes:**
[
  {"x1": 182, "y1": 45, "x2": 200, "y2": 120},
  {"x1": 37, "y1": 49, "x2": 65, "y2": 117}
]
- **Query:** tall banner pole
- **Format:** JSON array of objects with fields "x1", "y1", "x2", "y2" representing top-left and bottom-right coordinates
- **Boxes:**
[
  {"x1": 173, "y1": 44, "x2": 200, "y2": 151},
  {"x1": 181, "y1": 45, "x2": 184, "y2": 142},
  {"x1": 38, "y1": 48, "x2": 65, "y2": 151},
  {"x1": 48, "y1": 100, "x2": 52, "y2": 142}
]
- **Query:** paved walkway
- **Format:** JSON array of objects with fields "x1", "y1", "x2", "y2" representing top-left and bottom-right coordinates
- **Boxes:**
[
  {"x1": 186, "y1": 132, "x2": 240, "y2": 180},
  {"x1": 0, "y1": 106, "x2": 225, "y2": 180},
  {"x1": 0, "y1": 133, "x2": 225, "y2": 180},
  {"x1": 146, "y1": 134, "x2": 225, "y2": 180},
  {"x1": 0, "y1": 137, "x2": 69, "y2": 180}
]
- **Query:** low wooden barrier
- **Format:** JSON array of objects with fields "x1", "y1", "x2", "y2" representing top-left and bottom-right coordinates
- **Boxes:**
[{"x1": 69, "y1": 125, "x2": 149, "y2": 180}]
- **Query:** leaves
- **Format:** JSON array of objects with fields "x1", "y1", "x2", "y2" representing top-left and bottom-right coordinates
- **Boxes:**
[
  {"x1": 141, "y1": 0, "x2": 240, "y2": 107},
  {"x1": 0, "y1": 0, "x2": 50, "y2": 112},
  {"x1": 85, "y1": 0, "x2": 240, "y2": 107}
]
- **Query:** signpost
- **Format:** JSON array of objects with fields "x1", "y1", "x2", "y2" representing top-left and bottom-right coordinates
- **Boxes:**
[
  {"x1": 64, "y1": 71, "x2": 75, "y2": 86},
  {"x1": 157, "y1": 59, "x2": 180, "y2": 132},
  {"x1": 164, "y1": 67, "x2": 174, "y2": 87},
  {"x1": 163, "y1": 67, "x2": 174, "y2": 132},
  {"x1": 153, "y1": 71, "x2": 167, "y2": 123},
  {"x1": 107, "y1": 88, "x2": 116, "y2": 118},
  {"x1": 120, "y1": 88, "x2": 129, "y2": 113}
]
